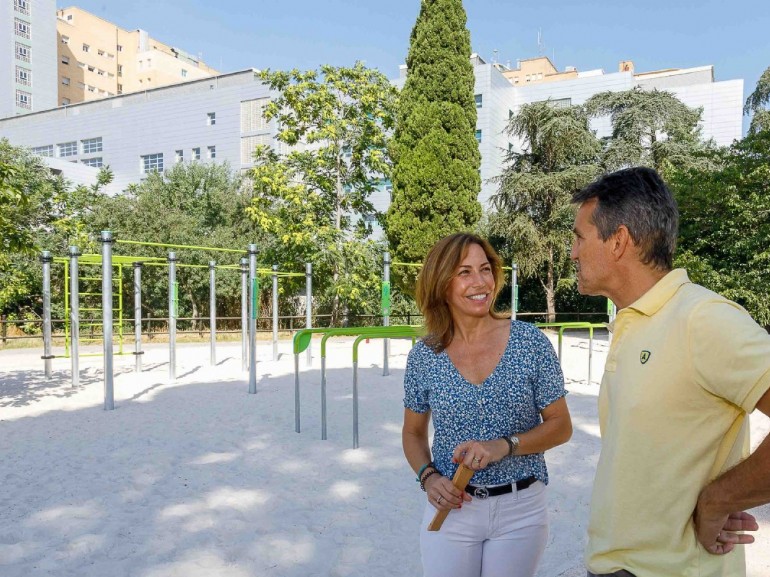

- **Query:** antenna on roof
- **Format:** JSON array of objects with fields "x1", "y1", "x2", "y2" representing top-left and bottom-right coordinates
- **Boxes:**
[
  {"x1": 492, "y1": 49, "x2": 498, "y2": 64},
  {"x1": 538, "y1": 29, "x2": 543, "y2": 55}
]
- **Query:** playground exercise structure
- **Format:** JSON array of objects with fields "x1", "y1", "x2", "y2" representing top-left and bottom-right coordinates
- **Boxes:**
[{"x1": 39, "y1": 234, "x2": 611, "y2": 447}]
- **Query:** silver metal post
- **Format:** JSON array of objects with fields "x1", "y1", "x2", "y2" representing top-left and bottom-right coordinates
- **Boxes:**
[
  {"x1": 321, "y1": 355, "x2": 327, "y2": 440},
  {"x1": 41, "y1": 251, "x2": 53, "y2": 380},
  {"x1": 209, "y1": 260, "x2": 216, "y2": 365},
  {"x1": 294, "y1": 353, "x2": 300, "y2": 433},
  {"x1": 588, "y1": 329, "x2": 594, "y2": 385},
  {"x1": 69, "y1": 247, "x2": 80, "y2": 387},
  {"x1": 305, "y1": 262, "x2": 312, "y2": 367},
  {"x1": 272, "y1": 264, "x2": 278, "y2": 361},
  {"x1": 511, "y1": 263, "x2": 518, "y2": 321},
  {"x1": 248, "y1": 244, "x2": 257, "y2": 394},
  {"x1": 100, "y1": 231, "x2": 114, "y2": 410},
  {"x1": 353, "y1": 360, "x2": 359, "y2": 449},
  {"x1": 240, "y1": 257, "x2": 248, "y2": 372},
  {"x1": 168, "y1": 252, "x2": 177, "y2": 382},
  {"x1": 382, "y1": 251, "x2": 390, "y2": 376},
  {"x1": 133, "y1": 262, "x2": 143, "y2": 372}
]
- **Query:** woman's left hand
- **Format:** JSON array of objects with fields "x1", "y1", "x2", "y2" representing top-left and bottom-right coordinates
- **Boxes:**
[{"x1": 452, "y1": 439, "x2": 506, "y2": 470}]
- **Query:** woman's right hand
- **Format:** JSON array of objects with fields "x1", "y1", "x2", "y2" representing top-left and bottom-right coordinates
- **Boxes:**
[{"x1": 425, "y1": 473, "x2": 469, "y2": 511}]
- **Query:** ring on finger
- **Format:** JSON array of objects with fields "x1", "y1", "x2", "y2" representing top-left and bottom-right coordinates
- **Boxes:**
[
  {"x1": 437, "y1": 495, "x2": 443, "y2": 505},
  {"x1": 472, "y1": 457, "x2": 481, "y2": 465}
]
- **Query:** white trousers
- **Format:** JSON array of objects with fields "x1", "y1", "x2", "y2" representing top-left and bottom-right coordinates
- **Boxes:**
[{"x1": 420, "y1": 481, "x2": 549, "y2": 577}]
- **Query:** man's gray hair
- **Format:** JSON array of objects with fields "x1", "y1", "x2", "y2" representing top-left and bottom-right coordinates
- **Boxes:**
[{"x1": 572, "y1": 167, "x2": 679, "y2": 270}]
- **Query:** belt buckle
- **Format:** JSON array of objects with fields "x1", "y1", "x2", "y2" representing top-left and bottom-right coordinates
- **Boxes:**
[{"x1": 472, "y1": 486, "x2": 489, "y2": 500}]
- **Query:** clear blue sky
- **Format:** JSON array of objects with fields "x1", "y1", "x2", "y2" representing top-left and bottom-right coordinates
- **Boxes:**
[{"x1": 68, "y1": 0, "x2": 768, "y2": 122}]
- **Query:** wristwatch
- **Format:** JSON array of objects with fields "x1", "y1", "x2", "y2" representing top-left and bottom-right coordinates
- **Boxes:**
[{"x1": 509, "y1": 435, "x2": 520, "y2": 456}]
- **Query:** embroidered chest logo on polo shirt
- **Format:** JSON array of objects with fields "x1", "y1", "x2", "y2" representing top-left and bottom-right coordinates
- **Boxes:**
[{"x1": 640, "y1": 350, "x2": 651, "y2": 364}]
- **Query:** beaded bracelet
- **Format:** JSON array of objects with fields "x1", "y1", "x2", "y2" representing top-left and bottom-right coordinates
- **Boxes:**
[
  {"x1": 503, "y1": 436, "x2": 514, "y2": 457},
  {"x1": 420, "y1": 469, "x2": 438, "y2": 492},
  {"x1": 416, "y1": 461, "x2": 435, "y2": 482}
]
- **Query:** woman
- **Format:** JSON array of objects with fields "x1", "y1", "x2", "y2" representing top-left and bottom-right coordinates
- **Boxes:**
[{"x1": 403, "y1": 233, "x2": 572, "y2": 577}]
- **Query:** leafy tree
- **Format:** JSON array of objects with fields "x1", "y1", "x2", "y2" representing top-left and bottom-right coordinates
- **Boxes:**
[
  {"x1": 90, "y1": 161, "x2": 259, "y2": 328},
  {"x1": 0, "y1": 139, "x2": 106, "y2": 316},
  {"x1": 254, "y1": 63, "x2": 397, "y2": 324},
  {"x1": 745, "y1": 66, "x2": 770, "y2": 135},
  {"x1": 488, "y1": 101, "x2": 601, "y2": 321},
  {"x1": 670, "y1": 129, "x2": 770, "y2": 325},
  {"x1": 386, "y1": 0, "x2": 482, "y2": 288},
  {"x1": 585, "y1": 87, "x2": 709, "y2": 176}
]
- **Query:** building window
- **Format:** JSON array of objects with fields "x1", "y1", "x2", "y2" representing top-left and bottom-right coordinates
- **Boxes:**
[
  {"x1": 207, "y1": 112, "x2": 216, "y2": 126},
  {"x1": 61, "y1": 35, "x2": 69, "y2": 44},
  {"x1": 175, "y1": 150, "x2": 184, "y2": 163},
  {"x1": 82, "y1": 43, "x2": 90, "y2": 53},
  {"x1": 14, "y1": 0, "x2": 30, "y2": 16},
  {"x1": 117, "y1": 64, "x2": 123, "y2": 77},
  {"x1": 181, "y1": 69, "x2": 188, "y2": 78},
  {"x1": 16, "y1": 66, "x2": 31, "y2": 86},
  {"x1": 192, "y1": 147, "x2": 201, "y2": 161},
  {"x1": 87, "y1": 65, "x2": 95, "y2": 72},
  {"x1": 62, "y1": 98, "x2": 70, "y2": 105},
  {"x1": 82, "y1": 137, "x2": 103, "y2": 154},
  {"x1": 15, "y1": 42, "x2": 30, "y2": 62},
  {"x1": 58, "y1": 141, "x2": 77, "y2": 157},
  {"x1": 207, "y1": 146, "x2": 216, "y2": 159},
  {"x1": 61, "y1": 76, "x2": 70, "y2": 85},
  {"x1": 117, "y1": 84, "x2": 123, "y2": 94},
  {"x1": 475, "y1": 129, "x2": 482, "y2": 143},
  {"x1": 87, "y1": 85, "x2": 96, "y2": 93},
  {"x1": 82, "y1": 157, "x2": 104, "y2": 168},
  {"x1": 32, "y1": 145, "x2": 54, "y2": 157},
  {"x1": 66, "y1": 13, "x2": 73, "y2": 21},
  {"x1": 97, "y1": 69, "x2": 105, "y2": 76},
  {"x1": 15, "y1": 90, "x2": 31, "y2": 109},
  {"x1": 61, "y1": 55, "x2": 69, "y2": 65},
  {"x1": 15, "y1": 18, "x2": 31, "y2": 40},
  {"x1": 116, "y1": 44, "x2": 123, "y2": 52},
  {"x1": 98, "y1": 49, "x2": 105, "y2": 56},
  {"x1": 475, "y1": 94, "x2": 482, "y2": 108},
  {"x1": 141, "y1": 153, "x2": 164, "y2": 173}
]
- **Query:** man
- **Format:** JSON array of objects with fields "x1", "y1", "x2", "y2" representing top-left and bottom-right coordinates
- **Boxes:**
[{"x1": 571, "y1": 166, "x2": 770, "y2": 577}]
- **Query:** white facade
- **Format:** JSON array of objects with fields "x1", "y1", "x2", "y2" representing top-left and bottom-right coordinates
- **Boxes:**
[
  {"x1": 1, "y1": 0, "x2": 58, "y2": 118},
  {"x1": 0, "y1": 60, "x2": 745, "y2": 215}
]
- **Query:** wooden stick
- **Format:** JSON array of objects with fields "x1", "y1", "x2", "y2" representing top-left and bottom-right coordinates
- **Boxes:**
[{"x1": 427, "y1": 464, "x2": 475, "y2": 531}]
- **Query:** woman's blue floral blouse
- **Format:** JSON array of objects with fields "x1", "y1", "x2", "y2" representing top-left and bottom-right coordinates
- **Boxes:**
[{"x1": 404, "y1": 321, "x2": 566, "y2": 486}]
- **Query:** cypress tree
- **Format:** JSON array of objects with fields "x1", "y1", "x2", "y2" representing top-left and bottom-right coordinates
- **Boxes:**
[{"x1": 386, "y1": 0, "x2": 482, "y2": 282}]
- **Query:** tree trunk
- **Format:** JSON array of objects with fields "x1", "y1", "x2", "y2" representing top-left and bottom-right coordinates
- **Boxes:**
[
  {"x1": 545, "y1": 249, "x2": 556, "y2": 323},
  {"x1": 330, "y1": 152, "x2": 344, "y2": 326}
]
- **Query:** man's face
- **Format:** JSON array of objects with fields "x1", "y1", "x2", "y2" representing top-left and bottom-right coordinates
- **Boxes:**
[{"x1": 571, "y1": 199, "x2": 614, "y2": 296}]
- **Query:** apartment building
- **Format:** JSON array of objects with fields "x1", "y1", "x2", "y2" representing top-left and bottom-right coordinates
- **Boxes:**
[
  {"x1": 56, "y1": 6, "x2": 218, "y2": 105},
  {"x1": 1, "y1": 0, "x2": 57, "y2": 118},
  {"x1": 0, "y1": 57, "x2": 744, "y2": 214}
]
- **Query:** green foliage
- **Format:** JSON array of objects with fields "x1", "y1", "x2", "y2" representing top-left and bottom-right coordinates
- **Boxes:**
[
  {"x1": 0, "y1": 139, "x2": 106, "y2": 315},
  {"x1": 488, "y1": 101, "x2": 601, "y2": 321},
  {"x1": 670, "y1": 130, "x2": 770, "y2": 325},
  {"x1": 252, "y1": 63, "x2": 398, "y2": 324},
  {"x1": 584, "y1": 87, "x2": 709, "y2": 175},
  {"x1": 745, "y1": 66, "x2": 770, "y2": 135},
  {"x1": 386, "y1": 0, "x2": 482, "y2": 290},
  {"x1": 90, "y1": 162, "x2": 259, "y2": 324}
]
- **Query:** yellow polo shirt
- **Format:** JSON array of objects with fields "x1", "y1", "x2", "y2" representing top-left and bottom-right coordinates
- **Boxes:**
[{"x1": 586, "y1": 269, "x2": 770, "y2": 577}]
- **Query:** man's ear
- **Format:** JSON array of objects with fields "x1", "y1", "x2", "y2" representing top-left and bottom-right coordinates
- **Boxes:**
[{"x1": 610, "y1": 225, "x2": 632, "y2": 260}]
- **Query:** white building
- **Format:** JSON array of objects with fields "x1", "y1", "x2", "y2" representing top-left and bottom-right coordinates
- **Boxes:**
[
  {"x1": 0, "y1": 58, "x2": 744, "y2": 213},
  {"x1": 1, "y1": 0, "x2": 58, "y2": 118}
]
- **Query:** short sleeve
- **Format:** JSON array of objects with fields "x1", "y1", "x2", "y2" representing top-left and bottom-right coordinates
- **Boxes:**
[
  {"x1": 531, "y1": 326, "x2": 567, "y2": 410},
  {"x1": 690, "y1": 300, "x2": 770, "y2": 412},
  {"x1": 403, "y1": 345, "x2": 430, "y2": 414}
]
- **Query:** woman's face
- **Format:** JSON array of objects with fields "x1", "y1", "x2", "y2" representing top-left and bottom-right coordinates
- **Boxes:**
[{"x1": 445, "y1": 243, "x2": 496, "y2": 320}]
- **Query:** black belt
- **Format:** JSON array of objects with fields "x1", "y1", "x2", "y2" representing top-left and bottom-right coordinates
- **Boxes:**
[{"x1": 465, "y1": 476, "x2": 537, "y2": 499}]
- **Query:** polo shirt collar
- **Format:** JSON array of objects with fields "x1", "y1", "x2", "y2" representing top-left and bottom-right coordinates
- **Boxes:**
[{"x1": 625, "y1": 268, "x2": 690, "y2": 317}]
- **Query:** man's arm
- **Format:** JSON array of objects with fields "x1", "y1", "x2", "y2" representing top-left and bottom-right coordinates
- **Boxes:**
[{"x1": 694, "y1": 387, "x2": 770, "y2": 554}]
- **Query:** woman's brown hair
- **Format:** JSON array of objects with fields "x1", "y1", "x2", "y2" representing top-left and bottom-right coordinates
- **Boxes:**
[{"x1": 415, "y1": 233, "x2": 507, "y2": 352}]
